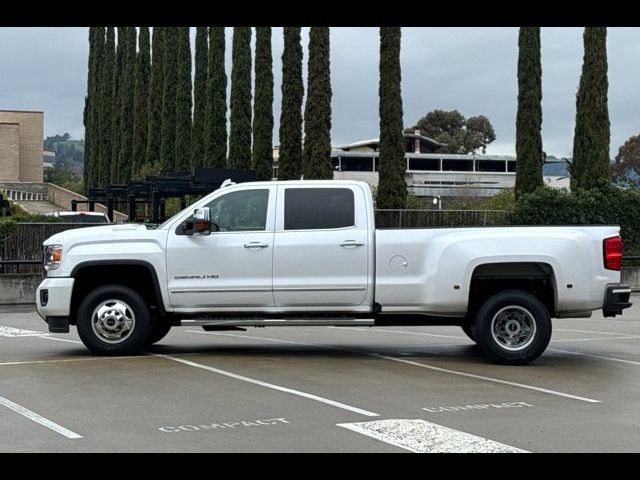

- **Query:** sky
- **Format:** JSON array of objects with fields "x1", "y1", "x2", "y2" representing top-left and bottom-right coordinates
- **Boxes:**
[{"x1": 0, "y1": 26, "x2": 638, "y2": 159}]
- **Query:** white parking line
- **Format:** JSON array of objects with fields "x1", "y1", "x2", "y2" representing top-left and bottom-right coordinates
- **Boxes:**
[
  {"x1": 551, "y1": 335, "x2": 640, "y2": 342},
  {"x1": 39, "y1": 336, "x2": 83, "y2": 345},
  {"x1": 0, "y1": 395, "x2": 82, "y2": 439},
  {"x1": 0, "y1": 326, "x2": 49, "y2": 337},
  {"x1": 188, "y1": 329, "x2": 601, "y2": 403},
  {"x1": 555, "y1": 328, "x2": 640, "y2": 337},
  {"x1": 337, "y1": 419, "x2": 528, "y2": 453},
  {"x1": 549, "y1": 348, "x2": 640, "y2": 366},
  {"x1": 155, "y1": 354, "x2": 380, "y2": 417}
]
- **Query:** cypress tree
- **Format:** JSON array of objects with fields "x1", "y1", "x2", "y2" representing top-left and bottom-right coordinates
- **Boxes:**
[
  {"x1": 204, "y1": 27, "x2": 227, "y2": 168},
  {"x1": 571, "y1": 27, "x2": 611, "y2": 190},
  {"x1": 111, "y1": 27, "x2": 127, "y2": 184},
  {"x1": 278, "y1": 27, "x2": 304, "y2": 180},
  {"x1": 515, "y1": 27, "x2": 543, "y2": 200},
  {"x1": 84, "y1": 27, "x2": 103, "y2": 189},
  {"x1": 252, "y1": 27, "x2": 274, "y2": 181},
  {"x1": 132, "y1": 27, "x2": 151, "y2": 179},
  {"x1": 228, "y1": 27, "x2": 252, "y2": 169},
  {"x1": 302, "y1": 27, "x2": 332, "y2": 179},
  {"x1": 175, "y1": 27, "x2": 192, "y2": 173},
  {"x1": 160, "y1": 27, "x2": 179, "y2": 173},
  {"x1": 146, "y1": 27, "x2": 165, "y2": 171},
  {"x1": 117, "y1": 27, "x2": 137, "y2": 183},
  {"x1": 376, "y1": 27, "x2": 406, "y2": 209},
  {"x1": 98, "y1": 27, "x2": 116, "y2": 188},
  {"x1": 190, "y1": 27, "x2": 208, "y2": 170}
]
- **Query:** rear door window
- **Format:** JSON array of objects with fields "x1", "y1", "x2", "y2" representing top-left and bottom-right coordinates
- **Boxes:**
[{"x1": 284, "y1": 188, "x2": 355, "y2": 230}]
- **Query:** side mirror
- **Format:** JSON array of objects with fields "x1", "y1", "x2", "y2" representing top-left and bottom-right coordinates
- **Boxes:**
[{"x1": 181, "y1": 207, "x2": 217, "y2": 235}]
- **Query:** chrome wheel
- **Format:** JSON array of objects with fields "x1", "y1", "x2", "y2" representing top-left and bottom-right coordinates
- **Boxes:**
[
  {"x1": 490, "y1": 306, "x2": 537, "y2": 351},
  {"x1": 91, "y1": 299, "x2": 136, "y2": 344}
]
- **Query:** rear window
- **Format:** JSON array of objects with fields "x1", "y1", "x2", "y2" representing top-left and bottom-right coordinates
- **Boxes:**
[{"x1": 284, "y1": 188, "x2": 355, "y2": 230}]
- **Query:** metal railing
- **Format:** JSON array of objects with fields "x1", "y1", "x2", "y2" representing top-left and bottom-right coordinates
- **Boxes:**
[{"x1": 374, "y1": 209, "x2": 510, "y2": 228}]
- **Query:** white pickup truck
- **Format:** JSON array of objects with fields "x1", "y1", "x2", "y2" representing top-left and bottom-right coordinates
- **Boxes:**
[{"x1": 36, "y1": 180, "x2": 632, "y2": 364}]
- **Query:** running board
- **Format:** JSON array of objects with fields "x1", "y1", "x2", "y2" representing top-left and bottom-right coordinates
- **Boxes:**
[{"x1": 181, "y1": 318, "x2": 374, "y2": 327}]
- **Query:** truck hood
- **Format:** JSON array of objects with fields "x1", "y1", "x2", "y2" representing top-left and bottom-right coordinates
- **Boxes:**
[{"x1": 44, "y1": 223, "x2": 164, "y2": 247}]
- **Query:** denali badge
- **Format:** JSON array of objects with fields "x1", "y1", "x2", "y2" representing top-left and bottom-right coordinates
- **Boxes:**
[{"x1": 174, "y1": 274, "x2": 220, "y2": 280}]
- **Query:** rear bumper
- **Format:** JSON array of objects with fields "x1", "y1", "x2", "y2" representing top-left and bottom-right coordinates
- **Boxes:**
[{"x1": 602, "y1": 284, "x2": 633, "y2": 318}]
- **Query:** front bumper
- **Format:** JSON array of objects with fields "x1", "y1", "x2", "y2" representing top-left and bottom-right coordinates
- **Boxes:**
[
  {"x1": 602, "y1": 284, "x2": 633, "y2": 318},
  {"x1": 36, "y1": 277, "x2": 75, "y2": 332}
]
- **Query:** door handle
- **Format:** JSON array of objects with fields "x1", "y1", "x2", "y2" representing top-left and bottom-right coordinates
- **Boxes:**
[
  {"x1": 244, "y1": 242, "x2": 269, "y2": 249},
  {"x1": 339, "y1": 240, "x2": 364, "y2": 248}
]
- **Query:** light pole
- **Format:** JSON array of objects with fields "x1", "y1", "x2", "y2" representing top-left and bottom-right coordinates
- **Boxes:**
[{"x1": 432, "y1": 195, "x2": 441, "y2": 210}]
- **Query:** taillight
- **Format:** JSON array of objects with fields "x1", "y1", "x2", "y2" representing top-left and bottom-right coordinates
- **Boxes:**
[{"x1": 604, "y1": 236, "x2": 623, "y2": 271}]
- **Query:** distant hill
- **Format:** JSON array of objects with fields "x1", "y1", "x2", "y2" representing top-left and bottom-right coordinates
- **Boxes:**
[{"x1": 44, "y1": 133, "x2": 84, "y2": 177}]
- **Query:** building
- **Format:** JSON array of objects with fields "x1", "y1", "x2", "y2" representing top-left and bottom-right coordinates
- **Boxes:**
[
  {"x1": 0, "y1": 110, "x2": 44, "y2": 183},
  {"x1": 43, "y1": 150, "x2": 55, "y2": 169}
]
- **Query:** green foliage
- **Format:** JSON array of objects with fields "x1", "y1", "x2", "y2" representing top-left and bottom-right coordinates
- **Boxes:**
[
  {"x1": 44, "y1": 164, "x2": 83, "y2": 194},
  {"x1": 160, "y1": 27, "x2": 179, "y2": 172},
  {"x1": 278, "y1": 27, "x2": 304, "y2": 180},
  {"x1": 377, "y1": 27, "x2": 406, "y2": 209},
  {"x1": 146, "y1": 27, "x2": 165, "y2": 170},
  {"x1": 98, "y1": 27, "x2": 115, "y2": 187},
  {"x1": 481, "y1": 189, "x2": 516, "y2": 211},
  {"x1": 228, "y1": 27, "x2": 253, "y2": 169},
  {"x1": 408, "y1": 110, "x2": 496, "y2": 154},
  {"x1": 190, "y1": 27, "x2": 208, "y2": 170},
  {"x1": 515, "y1": 27, "x2": 543, "y2": 199},
  {"x1": 117, "y1": 27, "x2": 137, "y2": 183},
  {"x1": 571, "y1": 27, "x2": 611, "y2": 191},
  {"x1": 204, "y1": 27, "x2": 228, "y2": 168},
  {"x1": 111, "y1": 27, "x2": 127, "y2": 184},
  {"x1": 84, "y1": 27, "x2": 103, "y2": 190},
  {"x1": 612, "y1": 134, "x2": 640, "y2": 188},
  {"x1": 510, "y1": 184, "x2": 640, "y2": 255},
  {"x1": 252, "y1": 27, "x2": 275, "y2": 181},
  {"x1": 302, "y1": 27, "x2": 333, "y2": 180},
  {"x1": 175, "y1": 27, "x2": 193, "y2": 173},
  {"x1": 132, "y1": 27, "x2": 151, "y2": 181}
]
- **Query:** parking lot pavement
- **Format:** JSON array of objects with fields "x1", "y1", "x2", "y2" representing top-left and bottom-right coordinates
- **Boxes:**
[{"x1": 1, "y1": 300, "x2": 639, "y2": 452}]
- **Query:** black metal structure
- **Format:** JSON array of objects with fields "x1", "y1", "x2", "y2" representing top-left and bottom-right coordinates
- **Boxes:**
[{"x1": 78, "y1": 168, "x2": 256, "y2": 223}]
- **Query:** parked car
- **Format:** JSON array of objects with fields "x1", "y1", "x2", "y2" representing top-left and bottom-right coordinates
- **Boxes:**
[
  {"x1": 45, "y1": 211, "x2": 111, "y2": 224},
  {"x1": 35, "y1": 180, "x2": 632, "y2": 364}
]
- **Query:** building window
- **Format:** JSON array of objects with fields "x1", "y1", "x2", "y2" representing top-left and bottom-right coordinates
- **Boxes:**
[
  {"x1": 408, "y1": 158, "x2": 440, "y2": 171},
  {"x1": 442, "y1": 159, "x2": 474, "y2": 172},
  {"x1": 476, "y1": 160, "x2": 507, "y2": 172},
  {"x1": 340, "y1": 157, "x2": 375, "y2": 172},
  {"x1": 507, "y1": 161, "x2": 516, "y2": 172}
]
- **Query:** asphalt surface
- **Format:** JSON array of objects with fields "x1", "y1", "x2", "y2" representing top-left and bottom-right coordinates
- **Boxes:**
[{"x1": 1, "y1": 300, "x2": 639, "y2": 452}]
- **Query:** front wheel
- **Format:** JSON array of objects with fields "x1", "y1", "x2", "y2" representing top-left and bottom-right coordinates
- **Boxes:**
[
  {"x1": 76, "y1": 285, "x2": 152, "y2": 355},
  {"x1": 475, "y1": 290, "x2": 551, "y2": 365}
]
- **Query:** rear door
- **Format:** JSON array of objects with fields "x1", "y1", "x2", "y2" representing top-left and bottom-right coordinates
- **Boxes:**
[{"x1": 272, "y1": 185, "x2": 369, "y2": 308}]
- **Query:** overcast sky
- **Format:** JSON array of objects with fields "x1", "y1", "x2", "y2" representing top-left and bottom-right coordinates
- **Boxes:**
[{"x1": 1, "y1": 27, "x2": 638, "y2": 158}]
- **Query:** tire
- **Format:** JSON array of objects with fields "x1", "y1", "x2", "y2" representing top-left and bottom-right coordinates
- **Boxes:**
[
  {"x1": 144, "y1": 321, "x2": 172, "y2": 346},
  {"x1": 474, "y1": 290, "x2": 551, "y2": 365},
  {"x1": 461, "y1": 324, "x2": 477, "y2": 343},
  {"x1": 76, "y1": 284, "x2": 152, "y2": 356}
]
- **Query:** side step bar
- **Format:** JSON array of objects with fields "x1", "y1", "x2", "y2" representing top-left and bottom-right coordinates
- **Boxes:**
[{"x1": 181, "y1": 318, "x2": 374, "y2": 327}]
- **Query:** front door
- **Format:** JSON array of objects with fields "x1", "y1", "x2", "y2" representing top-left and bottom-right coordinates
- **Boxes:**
[{"x1": 166, "y1": 186, "x2": 275, "y2": 310}]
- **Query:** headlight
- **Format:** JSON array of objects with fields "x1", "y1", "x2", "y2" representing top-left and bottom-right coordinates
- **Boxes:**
[{"x1": 44, "y1": 244, "x2": 63, "y2": 271}]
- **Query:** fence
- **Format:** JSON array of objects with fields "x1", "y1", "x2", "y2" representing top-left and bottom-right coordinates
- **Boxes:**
[
  {"x1": 0, "y1": 223, "x2": 106, "y2": 274},
  {"x1": 374, "y1": 209, "x2": 510, "y2": 228}
]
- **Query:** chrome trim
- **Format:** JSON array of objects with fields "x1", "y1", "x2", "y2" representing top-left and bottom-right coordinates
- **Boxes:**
[
  {"x1": 182, "y1": 318, "x2": 374, "y2": 327},
  {"x1": 273, "y1": 287, "x2": 367, "y2": 292},
  {"x1": 612, "y1": 289, "x2": 632, "y2": 294},
  {"x1": 170, "y1": 288, "x2": 272, "y2": 294}
]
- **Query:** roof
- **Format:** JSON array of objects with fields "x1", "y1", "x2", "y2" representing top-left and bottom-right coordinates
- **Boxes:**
[{"x1": 337, "y1": 133, "x2": 445, "y2": 150}]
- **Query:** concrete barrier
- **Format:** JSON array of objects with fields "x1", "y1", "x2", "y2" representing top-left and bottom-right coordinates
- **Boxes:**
[{"x1": 0, "y1": 274, "x2": 40, "y2": 304}]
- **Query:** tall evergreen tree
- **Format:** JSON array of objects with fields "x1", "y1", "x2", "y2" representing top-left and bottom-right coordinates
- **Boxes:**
[
  {"x1": 160, "y1": 27, "x2": 179, "y2": 172},
  {"x1": 117, "y1": 27, "x2": 137, "y2": 183},
  {"x1": 84, "y1": 27, "x2": 103, "y2": 189},
  {"x1": 278, "y1": 27, "x2": 304, "y2": 180},
  {"x1": 571, "y1": 27, "x2": 611, "y2": 190},
  {"x1": 515, "y1": 27, "x2": 543, "y2": 200},
  {"x1": 111, "y1": 27, "x2": 127, "y2": 183},
  {"x1": 175, "y1": 27, "x2": 192, "y2": 173},
  {"x1": 252, "y1": 27, "x2": 274, "y2": 181},
  {"x1": 132, "y1": 27, "x2": 151, "y2": 179},
  {"x1": 204, "y1": 27, "x2": 227, "y2": 167},
  {"x1": 146, "y1": 27, "x2": 165, "y2": 171},
  {"x1": 98, "y1": 27, "x2": 116, "y2": 187},
  {"x1": 376, "y1": 27, "x2": 406, "y2": 209},
  {"x1": 190, "y1": 27, "x2": 208, "y2": 170},
  {"x1": 228, "y1": 27, "x2": 252, "y2": 169},
  {"x1": 302, "y1": 27, "x2": 332, "y2": 179}
]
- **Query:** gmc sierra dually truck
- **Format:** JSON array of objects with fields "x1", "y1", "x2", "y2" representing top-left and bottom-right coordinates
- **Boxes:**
[{"x1": 36, "y1": 180, "x2": 632, "y2": 364}]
